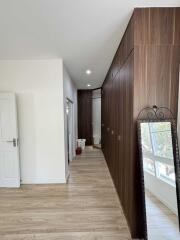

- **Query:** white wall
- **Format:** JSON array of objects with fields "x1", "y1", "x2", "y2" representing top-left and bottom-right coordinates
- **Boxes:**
[
  {"x1": 0, "y1": 59, "x2": 66, "y2": 184},
  {"x1": 92, "y1": 89, "x2": 101, "y2": 144},
  {"x1": 144, "y1": 171, "x2": 178, "y2": 215},
  {"x1": 63, "y1": 65, "x2": 77, "y2": 179}
]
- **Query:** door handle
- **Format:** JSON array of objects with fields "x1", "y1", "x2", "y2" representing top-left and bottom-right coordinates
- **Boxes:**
[{"x1": 6, "y1": 138, "x2": 17, "y2": 147}]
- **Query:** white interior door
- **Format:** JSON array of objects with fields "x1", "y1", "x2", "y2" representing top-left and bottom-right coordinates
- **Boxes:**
[{"x1": 0, "y1": 93, "x2": 20, "y2": 187}]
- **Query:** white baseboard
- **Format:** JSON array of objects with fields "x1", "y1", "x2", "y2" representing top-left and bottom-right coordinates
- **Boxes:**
[
  {"x1": 21, "y1": 177, "x2": 66, "y2": 184},
  {"x1": 0, "y1": 181, "x2": 20, "y2": 188}
]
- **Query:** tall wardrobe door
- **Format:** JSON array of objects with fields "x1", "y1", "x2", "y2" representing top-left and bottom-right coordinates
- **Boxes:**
[
  {"x1": 105, "y1": 81, "x2": 108, "y2": 165},
  {"x1": 119, "y1": 65, "x2": 126, "y2": 207},
  {"x1": 101, "y1": 86, "x2": 105, "y2": 151},
  {"x1": 113, "y1": 72, "x2": 120, "y2": 190},
  {"x1": 121, "y1": 51, "x2": 134, "y2": 225},
  {"x1": 108, "y1": 77, "x2": 114, "y2": 172},
  {"x1": 105, "y1": 81, "x2": 109, "y2": 160},
  {"x1": 78, "y1": 90, "x2": 93, "y2": 145}
]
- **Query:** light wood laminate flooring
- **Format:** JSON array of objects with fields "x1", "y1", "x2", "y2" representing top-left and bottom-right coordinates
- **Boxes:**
[{"x1": 0, "y1": 147, "x2": 131, "y2": 240}]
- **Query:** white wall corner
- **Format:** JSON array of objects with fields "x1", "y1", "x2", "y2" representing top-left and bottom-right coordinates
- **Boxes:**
[
  {"x1": 62, "y1": 62, "x2": 78, "y2": 179},
  {"x1": 0, "y1": 59, "x2": 67, "y2": 185}
]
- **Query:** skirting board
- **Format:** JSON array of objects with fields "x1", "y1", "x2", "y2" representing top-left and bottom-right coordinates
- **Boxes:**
[{"x1": 21, "y1": 177, "x2": 66, "y2": 184}]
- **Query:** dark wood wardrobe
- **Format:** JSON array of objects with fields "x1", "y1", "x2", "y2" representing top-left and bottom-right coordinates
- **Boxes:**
[
  {"x1": 78, "y1": 90, "x2": 93, "y2": 145},
  {"x1": 101, "y1": 8, "x2": 180, "y2": 239}
]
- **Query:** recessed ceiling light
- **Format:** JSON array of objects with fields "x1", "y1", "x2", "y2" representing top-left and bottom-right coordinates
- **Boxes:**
[
  {"x1": 87, "y1": 84, "x2": 91, "y2": 87},
  {"x1": 86, "y1": 69, "x2": 92, "y2": 75}
]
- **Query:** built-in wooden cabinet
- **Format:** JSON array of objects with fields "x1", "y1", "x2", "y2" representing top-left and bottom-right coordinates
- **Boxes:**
[
  {"x1": 78, "y1": 90, "x2": 93, "y2": 145},
  {"x1": 101, "y1": 7, "x2": 180, "y2": 239}
]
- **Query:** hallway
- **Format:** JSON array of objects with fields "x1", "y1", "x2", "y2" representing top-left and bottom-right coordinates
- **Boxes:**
[{"x1": 0, "y1": 148, "x2": 131, "y2": 240}]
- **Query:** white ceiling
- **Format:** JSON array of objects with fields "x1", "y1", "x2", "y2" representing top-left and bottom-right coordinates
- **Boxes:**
[{"x1": 0, "y1": 0, "x2": 179, "y2": 89}]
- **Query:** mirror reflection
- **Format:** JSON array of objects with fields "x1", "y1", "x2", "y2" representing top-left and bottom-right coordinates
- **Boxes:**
[{"x1": 140, "y1": 121, "x2": 179, "y2": 240}]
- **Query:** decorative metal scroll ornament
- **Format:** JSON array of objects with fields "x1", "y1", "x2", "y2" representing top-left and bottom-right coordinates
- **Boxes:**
[{"x1": 137, "y1": 105, "x2": 174, "y2": 120}]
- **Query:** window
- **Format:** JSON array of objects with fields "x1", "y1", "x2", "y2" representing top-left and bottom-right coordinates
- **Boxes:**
[
  {"x1": 141, "y1": 122, "x2": 175, "y2": 186},
  {"x1": 141, "y1": 123, "x2": 155, "y2": 175}
]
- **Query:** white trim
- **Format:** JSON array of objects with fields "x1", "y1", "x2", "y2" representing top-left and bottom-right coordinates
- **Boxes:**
[
  {"x1": 21, "y1": 177, "x2": 66, "y2": 184},
  {"x1": 0, "y1": 180, "x2": 20, "y2": 188}
]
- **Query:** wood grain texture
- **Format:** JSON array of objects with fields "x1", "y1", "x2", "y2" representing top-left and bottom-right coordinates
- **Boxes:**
[
  {"x1": 133, "y1": 45, "x2": 180, "y2": 118},
  {"x1": 174, "y1": 8, "x2": 180, "y2": 45},
  {"x1": 102, "y1": 51, "x2": 139, "y2": 237},
  {"x1": 0, "y1": 148, "x2": 131, "y2": 240},
  {"x1": 134, "y1": 8, "x2": 149, "y2": 45},
  {"x1": 78, "y1": 90, "x2": 92, "y2": 145},
  {"x1": 149, "y1": 8, "x2": 174, "y2": 45},
  {"x1": 102, "y1": 7, "x2": 180, "y2": 239},
  {"x1": 134, "y1": 8, "x2": 178, "y2": 46},
  {"x1": 170, "y1": 46, "x2": 180, "y2": 114}
]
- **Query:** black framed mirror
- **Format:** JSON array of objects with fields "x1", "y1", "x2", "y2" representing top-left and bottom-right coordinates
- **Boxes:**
[{"x1": 137, "y1": 106, "x2": 180, "y2": 240}]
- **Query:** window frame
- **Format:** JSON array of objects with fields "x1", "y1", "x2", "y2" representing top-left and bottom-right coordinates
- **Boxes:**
[{"x1": 141, "y1": 121, "x2": 175, "y2": 186}]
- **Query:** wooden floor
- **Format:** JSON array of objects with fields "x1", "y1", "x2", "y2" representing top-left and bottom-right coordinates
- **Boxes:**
[
  {"x1": 146, "y1": 190, "x2": 179, "y2": 240},
  {"x1": 0, "y1": 147, "x2": 131, "y2": 240}
]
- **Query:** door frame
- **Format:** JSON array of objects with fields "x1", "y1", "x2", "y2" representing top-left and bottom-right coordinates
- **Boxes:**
[{"x1": 66, "y1": 98, "x2": 74, "y2": 163}]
